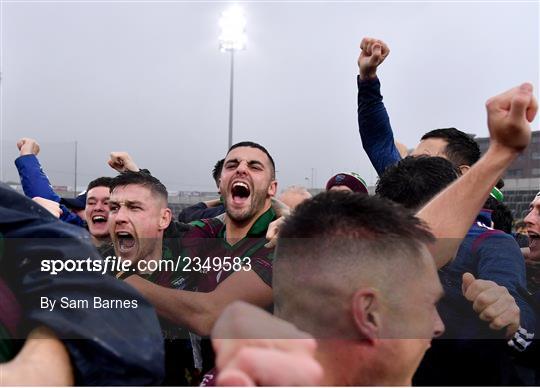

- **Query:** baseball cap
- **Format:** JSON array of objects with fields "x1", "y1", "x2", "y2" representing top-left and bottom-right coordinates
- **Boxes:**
[{"x1": 326, "y1": 172, "x2": 368, "y2": 194}]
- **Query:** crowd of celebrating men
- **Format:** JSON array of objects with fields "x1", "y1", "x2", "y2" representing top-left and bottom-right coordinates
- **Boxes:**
[{"x1": 1, "y1": 37, "x2": 540, "y2": 386}]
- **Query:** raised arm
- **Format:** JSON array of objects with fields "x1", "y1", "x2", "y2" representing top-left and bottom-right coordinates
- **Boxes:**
[
  {"x1": 418, "y1": 83, "x2": 538, "y2": 268},
  {"x1": 15, "y1": 138, "x2": 61, "y2": 201},
  {"x1": 357, "y1": 37, "x2": 401, "y2": 175},
  {"x1": 14, "y1": 138, "x2": 84, "y2": 226}
]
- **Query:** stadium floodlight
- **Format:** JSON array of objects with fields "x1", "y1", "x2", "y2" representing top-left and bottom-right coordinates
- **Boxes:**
[
  {"x1": 219, "y1": 5, "x2": 247, "y2": 52},
  {"x1": 219, "y1": 5, "x2": 247, "y2": 149}
]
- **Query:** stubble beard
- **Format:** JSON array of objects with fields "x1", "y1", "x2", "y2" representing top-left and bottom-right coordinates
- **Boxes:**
[{"x1": 226, "y1": 189, "x2": 267, "y2": 224}]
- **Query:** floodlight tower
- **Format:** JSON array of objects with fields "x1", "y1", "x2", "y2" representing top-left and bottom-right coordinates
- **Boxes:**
[{"x1": 219, "y1": 5, "x2": 246, "y2": 149}]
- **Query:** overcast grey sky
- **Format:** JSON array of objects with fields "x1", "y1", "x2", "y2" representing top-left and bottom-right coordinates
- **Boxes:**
[{"x1": 1, "y1": 0, "x2": 538, "y2": 192}]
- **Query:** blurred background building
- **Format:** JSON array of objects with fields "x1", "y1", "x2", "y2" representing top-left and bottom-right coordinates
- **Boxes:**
[{"x1": 476, "y1": 130, "x2": 540, "y2": 219}]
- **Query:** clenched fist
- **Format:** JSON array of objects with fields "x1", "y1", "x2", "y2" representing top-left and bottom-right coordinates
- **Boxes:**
[
  {"x1": 17, "y1": 138, "x2": 40, "y2": 156},
  {"x1": 108, "y1": 152, "x2": 139, "y2": 173},
  {"x1": 462, "y1": 272, "x2": 520, "y2": 338},
  {"x1": 358, "y1": 37, "x2": 390, "y2": 80},
  {"x1": 486, "y1": 83, "x2": 538, "y2": 154}
]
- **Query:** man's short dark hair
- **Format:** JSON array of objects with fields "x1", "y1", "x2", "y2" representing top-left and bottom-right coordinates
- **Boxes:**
[
  {"x1": 484, "y1": 197, "x2": 514, "y2": 234},
  {"x1": 227, "y1": 141, "x2": 276, "y2": 178},
  {"x1": 212, "y1": 159, "x2": 225, "y2": 185},
  {"x1": 273, "y1": 191, "x2": 435, "y2": 337},
  {"x1": 87, "y1": 177, "x2": 113, "y2": 192},
  {"x1": 109, "y1": 171, "x2": 168, "y2": 203},
  {"x1": 376, "y1": 156, "x2": 459, "y2": 211},
  {"x1": 421, "y1": 128, "x2": 480, "y2": 167}
]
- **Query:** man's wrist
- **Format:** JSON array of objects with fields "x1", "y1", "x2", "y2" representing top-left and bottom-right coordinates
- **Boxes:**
[
  {"x1": 15, "y1": 154, "x2": 36, "y2": 161},
  {"x1": 359, "y1": 71, "x2": 378, "y2": 81},
  {"x1": 484, "y1": 142, "x2": 521, "y2": 167}
]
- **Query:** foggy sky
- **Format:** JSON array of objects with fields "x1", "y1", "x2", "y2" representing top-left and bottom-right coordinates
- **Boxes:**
[{"x1": 1, "y1": 0, "x2": 538, "y2": 192}]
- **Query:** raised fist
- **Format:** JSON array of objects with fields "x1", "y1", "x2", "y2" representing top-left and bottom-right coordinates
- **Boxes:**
[
  {"x1": 486, "y1": 83, "x2": 538, "y2": 153},
  {"x1": 108, "y1": 152, "x2": 139, "y2": 173},
  {"x1": 358, "y1": 37, "x2": 390, "y2": 80},
  {"x1": 17, "y1": 138, "x2": 40, "y2": 156}
]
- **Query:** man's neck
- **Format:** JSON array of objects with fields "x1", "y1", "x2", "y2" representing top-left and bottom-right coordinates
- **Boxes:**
[
  {"x1": 136, "y1": 243, "x2": 164, "y2": 275},
  {"x1": 92, "y1": 235, "x2": 111, "y2": 248},
  {"x1": 225, "y1": 202, "x2": 271, "y2": 245},
  {"x1": 315, "y1": 340, "x2": 356, "y2": 386},
  {"x1": 315, "y1": 339, "x2": 410, "y2": 386}
]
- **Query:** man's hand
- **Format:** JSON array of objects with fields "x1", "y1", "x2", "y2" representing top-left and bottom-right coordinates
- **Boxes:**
[
  {"x1": 486, "y1": 83, "x2": 538, "y2": 154},
  {"x1": 17, "y1": 138, "x2": 40, "y2": 156},
  {"x1": 264, "y1": 216, "x2": 285, "y2": 249},
  {"x1": 358, "y1": 37, "x2": 390, "y2": 80},
  {"x1": 212, "y1": 302, "x2": 323, "y2": 386},
  {"x1": 108, "y1": 152, "x2": 140, "y2": 173},
  {"x1": 33, "y1": 197, "x2": 62, "y2": 218},
  {"x1": 462, "y1": 272, "x2": 520, "y2": 338},
  {"x1": 265, "y1": 199, "x2": 290, "y2": 248}
]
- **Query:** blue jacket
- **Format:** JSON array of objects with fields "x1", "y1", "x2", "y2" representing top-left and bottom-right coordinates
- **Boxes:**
[
  {"x1": 14, "y1": 155, "x2": 85, "y2": 227},
  {"x1": 357, "y1": 76, "x2": 401, "y2": 176}
]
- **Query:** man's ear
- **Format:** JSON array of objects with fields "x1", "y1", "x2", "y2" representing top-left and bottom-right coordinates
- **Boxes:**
[
  {"x1": 159, "y1": 208, "x2": 172, "y2": 230},
  {"x1": 458, "y1": 165, "x2": 470, "y2": 175},
  {"x1": 268, "y1": 180, "x2": 277, "y2": 197},
  {"x1": 351, "y1": 288, "x2": 381, "y2": 342}
]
